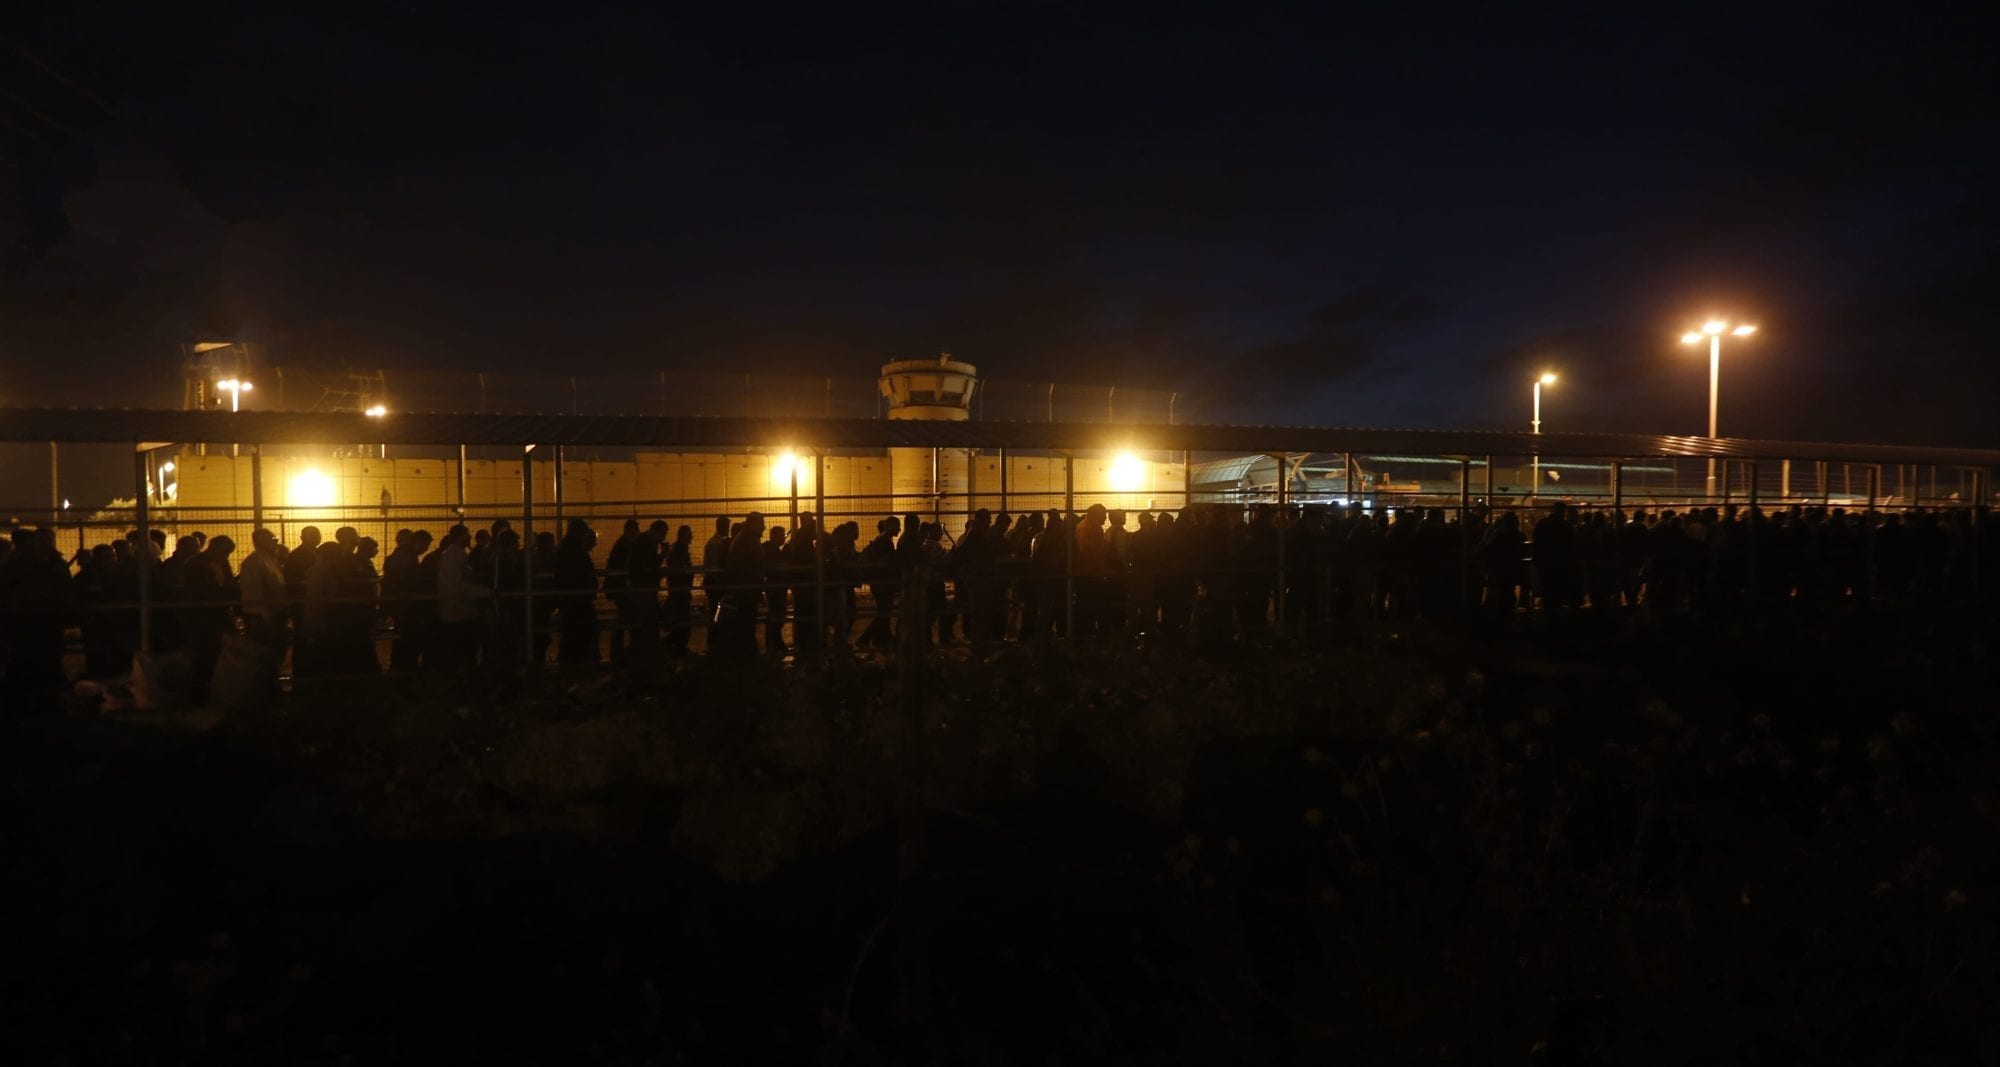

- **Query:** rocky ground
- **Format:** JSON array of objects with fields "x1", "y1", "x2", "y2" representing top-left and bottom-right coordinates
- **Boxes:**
[{"x1": 7, "y1": 611, "x2": 1999, "y2": 1064}]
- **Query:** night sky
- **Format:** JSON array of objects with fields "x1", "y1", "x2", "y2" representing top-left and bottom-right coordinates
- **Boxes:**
[{"x1": 2, "y1": 4, "x2": 1995, "y2": 504}]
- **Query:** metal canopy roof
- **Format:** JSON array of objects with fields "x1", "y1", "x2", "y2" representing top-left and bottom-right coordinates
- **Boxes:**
[{"x1": 2, "y1": 406, "x2": 1997, "y2": 468}]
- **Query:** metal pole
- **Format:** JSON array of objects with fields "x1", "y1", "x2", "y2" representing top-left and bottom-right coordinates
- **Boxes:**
[
  {"x1": 789, "y1": 458, "x2": 799, "y2": 529},
  {"x1": 1781, "y1": 458, "x2": 1792, "y2": 500},
  {"x1": 998, "y1": 447, "x2": 1008, "y2": 514},
  {"x1": 135, "y1": 450, "x2": 153, "y2": 654},
  {"x1": 457, "y1": 445, "x2": 468, "y2": 517},
  {"x1": 1459, "y1": 458, "x2": 1472, "y2": 611},
  {"x1": 1064, "y1": 452, "x2": 1075, "y2": 640},
  {"x1": 930, "y1": 446, "x2": 940, "y2": 524},
  {"x1": 522, "y1": 445, "x2": 536, "y2": 663},
  {"x1": 966, "y1": 449, "x2": 977, "y2": 518},
  {"x1": 1047, "y1": 382, "x2": 1055, "y2": 423},
  {"x1": 1610, "y1": 460, "x2": 1623, "y2": 514},
  {"x1": 1182, "y1": 449, "x2": 1193, "y2": 512},
  {"x1": 1274, "y1": 453, "x2": 1287, "y2": 636},
  {"x1": 49, "y1": 442, "x2": 59, "y2": 526},
  {"x1": 1706, "y1": 333, "x2": 1720, "y2": 500},
  {"x1": 553, "y1": 445, "x2": 566, "y2": 526},
  {"x1": 1168, "y1": 392, "x2": 1178, "y2": 425},
  {"x1": 1746, "y1": 460, "x2": 1760, "y2": 603},
  {"x1": 1530, "y1": 381, "x2": 1542, "y2": 495},
  {"x1": 814, "y1": 450, "x2": 827, "y2": 654},
  {"x1": 1483, "y1": 454, "x2": 1493, "y2": 507},
  {"x1": 251, "y1": 444, "x2": 265, "y2": 530}
]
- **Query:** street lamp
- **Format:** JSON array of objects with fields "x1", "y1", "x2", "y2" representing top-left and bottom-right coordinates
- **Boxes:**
[
  {"x1": 1681, "y1": 319, "x2": 1757, "y2": 499},
  {"x1": 1531, "y1": 372, "x2": 1556, "y2": 496},
  {"x1": 215, "y1": 378, "x2": 252, "y2": 412},
  {"x1": 366, "y1": 404, "x2": 388, "y2": 458}
]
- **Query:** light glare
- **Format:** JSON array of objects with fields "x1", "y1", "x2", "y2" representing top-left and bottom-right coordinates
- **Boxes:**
[
  {"x1": 1538, "y1": 372, "x2": 1558, "y2": 385},
  {"x1": 1732, "y1": 324, "x2": 1756, "y2": 336},
  {"x1": 1681, "y1": 332, "x2": 1704, "y2": 344},
  {"x1": 1702, "y1": 321, "x2": 1727, "y2": 335},
  {"x1": 1108, "y1": 452, "x2": 1146, "y2": 492},
  {"x1": 365, "y1": 404, "x2": 388, "y2": 417},
  {"x1": 289, "y1": 469, "x2": 337, "y2": 508}
]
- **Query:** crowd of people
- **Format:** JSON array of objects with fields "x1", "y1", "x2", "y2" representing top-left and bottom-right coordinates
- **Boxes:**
[{"x1": 0, "y1": 499, "x2": 1991, "y2": 695}]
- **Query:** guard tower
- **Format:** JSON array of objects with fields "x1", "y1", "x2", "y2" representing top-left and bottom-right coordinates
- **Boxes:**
[{"x1": 879, "y1": 353, "x2": 978, "y2": 520}]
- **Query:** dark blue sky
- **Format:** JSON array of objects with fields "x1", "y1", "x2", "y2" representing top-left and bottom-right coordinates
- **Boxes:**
[{"x1": 2, "y1": 2, "x2": 1994, "y2": 465}]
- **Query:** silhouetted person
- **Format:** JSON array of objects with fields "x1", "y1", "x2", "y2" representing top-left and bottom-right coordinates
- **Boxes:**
[
  {"x1": 434, "y1": 526, "x2": 484, "y2": 671},
  {"x1": 73, "y1": 544, "x2": 125, "y2": 679},
  {"x1": 763, "y1": 524, "x2": 791, "y2": 654},
  {"x1": 860, "y1": 516, "x2": 901, "y2": 649},
  {"x1": 713, "y1": 512, "x2": 766, "y2": 657},
  {"x1": 383, "y1": 528, "x2": 432, "y2": 671},
  {"x1": 2, "y1": 529, "x2": 72, "y2": 694},
  {"x1": 555, "y1": 519, "x2": 600, "y2": 663},
  {"x1": 285, "y1": 526, "x2": 322, "y2": 638},
  {"x1": 185, "y1": 534, "x2": 240, "y2": 689},
  {"x1": 606, "y1": 518, "x2": 641, "y2": 663},
  {"x1": 663, "y1": 524, "x2": 695, "y2": 653},
  {"x1": 1532, "y1": 501, "x2": 1581, "y2": 613}
]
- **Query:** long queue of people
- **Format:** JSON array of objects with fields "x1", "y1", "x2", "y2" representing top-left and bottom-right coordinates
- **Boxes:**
[{"x1": 0, "y1": 500, "x2": 1992, "y2": 695}]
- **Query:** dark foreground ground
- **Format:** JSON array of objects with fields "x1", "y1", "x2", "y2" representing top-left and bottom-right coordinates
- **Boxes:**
[{"x1": 7, "y1": 611, "x2": 1999, "y2": 1064}]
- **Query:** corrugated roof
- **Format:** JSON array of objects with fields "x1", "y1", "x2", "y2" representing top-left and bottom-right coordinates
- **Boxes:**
[{"x1": 2, "y1": 406, "x2": 1997, "y2": 467}]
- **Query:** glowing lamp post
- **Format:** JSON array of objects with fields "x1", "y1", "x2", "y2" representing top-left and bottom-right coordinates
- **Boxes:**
[
  {"x1": 215, "y1": 378, "x2": 252, "y2": 412},
  {"x1": 1531, "y1": 372, "x2": 1556, "y2": 497},
  {"x1": 366, "y1": 404, "x2": 388, "y2": 458},
  {"x1": 1680, "y1": 320, "x2": 1757, "y2": 499}
]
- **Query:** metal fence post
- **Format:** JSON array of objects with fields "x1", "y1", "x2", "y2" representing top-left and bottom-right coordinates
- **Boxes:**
[
  {"x1": 1273, "y1": 453, "x2": 1287, "y2": 635},
  {"x1": 522, "y1": 444, "x2": 536, "y2": 664},
  {"x1": 553, "y1": 444, "x2": 566, "y2": 526},
  {"x1": 251, "y1": 444, "x2": 265, "y2": 531},
  {"x1": 135, "y1": 449, "x2": 153, "y2": 655},
  {"x1": 814, "y1": 449, "x2": 827, "y2": 655},
  {"x1": 1459, "y1": 458, "x2": 1472, "y2": 610},
  {"x1": 1064, "y1": 451, "x2": 1076, "y2": 640}
]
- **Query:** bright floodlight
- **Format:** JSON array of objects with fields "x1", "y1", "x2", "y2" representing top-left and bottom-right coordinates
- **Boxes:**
[
  {"x1": 1732, "y1": 324, "x2": 1756, "y2": 336},
  {"x1": 365, "y1": 404, "x2": 388, "y2": 417},
  {"x1": 1703, "y1": 321, "x2": 1727, "y2": 335},
  {"x1": 289, "y1": 469, "x2": 337, "y2": 508},
  {"x1": 1681, "y1": 332, "x2": 1704, "y2": 344},
  {"x1": 1108, "y1": 452, "x2": 1146, "y2": 492},
  {"x1": 217, "y1": 378, "x2": 238, "y2": 389},
  {"x1": 770, "y1": 449, "x2": 798, "y2": 490},
  {"x1": 159, "y1": 461, "x2": 175, "y2": 473},
  {"x1": 1539, "y1": 372, "x2": 1558, "y2": 385}
]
